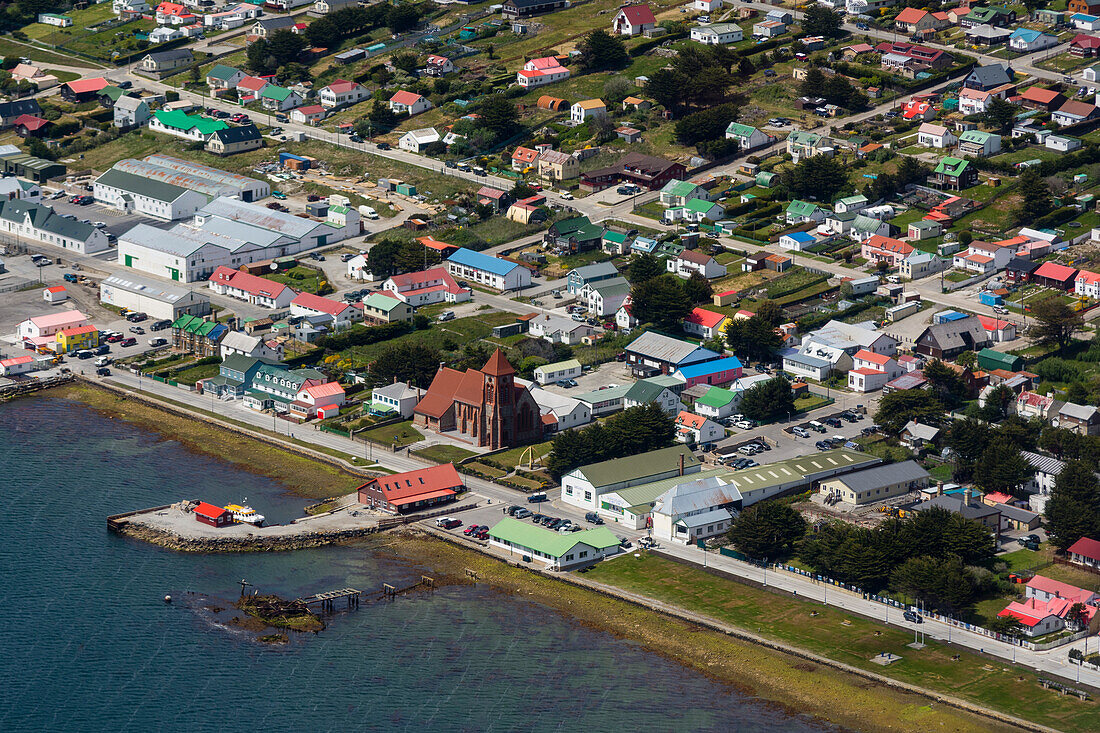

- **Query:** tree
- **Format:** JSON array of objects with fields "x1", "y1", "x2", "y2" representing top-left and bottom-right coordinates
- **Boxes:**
[
  {"x1": 366, "y1": 238, "x2": 435, "y2": 278},
  {"x1": 511, "y1": 181, "x2": 536, "y2": 199},
  {"x1": 246, "y1": 38, "x2": 273, "y2": 73},
  {"x1": 890, "y1": 555, "x2": 976, "y2": 614},
  {"x1": 386, "y1": 3, "x2": 421, "y2": 33},
  {"x1": 630, "y1": 276, "x2": 692, "y2": 331},
  {"x1": 603, "y1": 76, "x2": 632, "y2": 103},
  {"x1": 576, "y1": 30, "x2": 627, "y2": 71},
  {"x1": 367, "y1": 100, "x2": 398, "y2": 131},
  {"x1": 956, "y1": 350, "x2": 976, "y2": 368},
  {"x1": 478, "y1": 94, "x2": 519, "y2": 136},
  {"x1": 974, "y1": 435, "x2": 1034, "y2": 496},
  {"x1": 391, "y1": 51, "x2": 419, "y2": 74},
  {"x1": 723, "y1": 316, "x2": 782, "y2": 364},
  {"x1": 368, "y1": 343, "x2": 441, "y2": 388},
  {"x1": 728, "y1": 501, "x2": 807, "y2": 559},
  {"x1": 1045, "y1": 460, "x2": 1100, "y2": 551},
  {"x1": 1030, "y1": 296, "x2": 1083, "y2": 350},
  {"x1": 1014, "y1": 168, "x2": 1053, "y2": 225},
  {"x1": 781, "y1": 155, "x2": 848, "y2": 202},
  {"x1": 266, "y1": 29, "x2": 307, "y2": 67},
  {"x1": 923, "y1": 359, "x2": 967, "y2": 408},
  {"x1": 799, "y1": 67, "x2": 827, "y2": 98},
  {"x1": 979, "y1": 383, "x2": 1016, "y2": 422},
  {"x1": 674, "y1": 104, "x2": 739, "y2": 146},
  {"x1": 739, "y1": 376, "x2": 796, "y2": 423},
  {"x1": 984, "y1": 97, "x2": 1019, "y2": 135},
  {"x1": 644, "y1": 68, "x2": 684, "y2": 112},
  {"x1": 801, "y1": 6, "x2": 843, "y2": 37},
  {"x1": 875, "y1": 389, "x2": 944, "y2": 435},
  {"x1": 988, "y1": 614, "x2": 1025, "y2": 637},
  {"x1": 683, "y1": 272, "x2": 713, "y2": 304},
  {"x1": 628, "y1": 253, "x2": 664, "y2": 283},
  {"x1": 754, "y1": 299, "x2": 784, "y2": 328},
  {"x1": 546, "y1": 403, "x2": 674, "y2": 478}
]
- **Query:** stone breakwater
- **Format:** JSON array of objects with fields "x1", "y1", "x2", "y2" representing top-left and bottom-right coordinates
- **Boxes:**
[{"x1": 115, "y1": 522, "x2": 382, "y2": 553}]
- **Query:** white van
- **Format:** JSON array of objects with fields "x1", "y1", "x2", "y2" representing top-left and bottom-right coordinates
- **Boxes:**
[{"x1": 358, "y1": 205, "x2": 379, "y2": 220}]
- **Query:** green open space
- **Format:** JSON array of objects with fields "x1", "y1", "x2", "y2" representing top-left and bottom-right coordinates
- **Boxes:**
[
  {"x1": 482, "y1": 440, "x2": 553, "y2": 472},
  {"x1": 359, "y1": 419, "x2": 423, "y2": 448},
  {"x1": 341, "y1": 311, "x2": 519, "y2": 367},
  {"x1": 411, "y1": 444, "x2": 477, "y2": 463},
  {"x1": 585, "y1": 552, "x2": 1100, "y2": 733},
  {"x1": 0, "y1": 38, "x2": 102, "y2": 68},
  {"x1": 262, "y1": 266, "x2": 331, "y2": 296}
]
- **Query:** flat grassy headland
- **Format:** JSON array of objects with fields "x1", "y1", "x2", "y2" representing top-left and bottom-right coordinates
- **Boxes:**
[
  {"x1": 381, "y1": 531, "x2": 1026, "y2": 733},
  {"x1": 584, "y1": 552, "x2": 1100, "y2": 733},
  {"x1": 56, "y1": 382, "x2": 363, "y2": 499}
]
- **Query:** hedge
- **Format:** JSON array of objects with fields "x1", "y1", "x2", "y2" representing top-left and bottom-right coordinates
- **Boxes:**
[
  {"x1": 629, "y1": 30, "x2": 687, "y2": 57},
  {"x1": 316, "y1": 321, "x2": 414, "y2": 351}
]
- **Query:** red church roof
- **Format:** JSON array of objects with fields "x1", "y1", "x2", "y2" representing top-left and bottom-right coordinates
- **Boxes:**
[{"x1": 482, "y1": 348, "x2": 515, "y2": 376}]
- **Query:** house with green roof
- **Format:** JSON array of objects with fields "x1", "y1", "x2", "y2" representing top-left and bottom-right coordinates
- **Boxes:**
[
  {"x1": 834, "y1": 194, "x2": 868, "y2": 214},
  {"x1": 360, "y1": 292, "x2": 413, "y2": 324},
  {"x1": 786, "y1": 199, "x2": 826, "y2": 224},
  {"x1": 665, "y1": 197, "x2": 723, "y2": 223},
  {"x1": 545, "y1": 215, "x2": 603, "y2": 252},
  {"x1": 786, "y1": 130, "x2": 834, "y2": 163},
  {"x1": 932, "y1": 157, "x2": 976, "y2": 190},
  {"x1": 659, "y1": 179, "x2": 709, "y2": 207},
  {"x1": 206, "y1": 64, "x2": 245, "y2": 90},
  {"x1": 561, "y1": 444, "x2": 702, "y2": 511},
  {"x1": 149, "y1": 110, "x2": 229, "y2": 142},
  {"x1": 958, "y1": 130, "x2": 1001, "y2": 157},
  {"x1": 169, "y1": 314, "x2": 229, "y2": 357},
  {"x1": 602, "y1": 229, "x2": 630, "y2": 254},
  {"x1": 97, "y1": 86, "x2": 125, "y2": 107},
  {"x1": 260, "y1": 85, "x2": 303, "y2": 112},
  {"x1": 692, "y1": 386, "x2": 741, "y2": 420},
  {"x1": 724, "y1": 122, "x2": 772, "y2": 151},
  {"x1": 487, "y1": 517, "x2": 623, "y2": 569},
  {"x1": 624, "y1": 378, "x2": 684, "y2": 414}
]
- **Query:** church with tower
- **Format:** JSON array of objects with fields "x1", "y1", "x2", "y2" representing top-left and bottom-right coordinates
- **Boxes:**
[{"x1": 413, "y1": 349, "x2": 542, "y2": 449}]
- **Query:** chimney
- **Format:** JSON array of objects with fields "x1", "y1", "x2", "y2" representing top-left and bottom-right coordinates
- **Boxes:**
[
  {"x1": 678, "y1": 453, "x2": 684, "y2": 476},
  {"x1": 937, "y1": 481, "x2": 944, "y2": 496},
  {"x1": 963, "y1": 487, "x2": 972, "y2": 506}
]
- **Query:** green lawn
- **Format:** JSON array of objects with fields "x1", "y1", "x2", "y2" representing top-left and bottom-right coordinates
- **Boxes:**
[
  {"x1": 166, "y1": 363, "x2": 221, "y2": 384},
  {"x1": 0, "y1": 38, "x2": 102, "y2": 68},
  {"x1": 361, "y1": 419, "x2": 423, "y2": 448},
  {"x1": 997, "y1": 548, "x2": 1044, "y2": 573},
  {"x1": 342, "y1": 311, "x2": 519, "y2": 367},
  {"x1": 793, "y1": 394, "x2": 831, "y2": 413},
  {"x1": 483, "y1": 440, "x2": 553, "y2": 471},
  {"x1": 262, "y1": 266, "x2": 331, "y2": 295},
  {"x1": 584, "y1": 553, "x2": 1100, "y2": 733},
  {"x1": 411, "y1": 444, "x2": 477, "y2": 463}
]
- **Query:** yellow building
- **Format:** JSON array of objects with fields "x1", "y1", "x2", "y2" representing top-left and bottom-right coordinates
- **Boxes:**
[{"x1": 56, "y1": 324, "x2": 99, "y2": 353}]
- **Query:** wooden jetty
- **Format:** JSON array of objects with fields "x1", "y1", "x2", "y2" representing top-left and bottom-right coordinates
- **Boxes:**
[
  {"x1": 298, "y1": 588, "x2": 362, "y2": 613},
  {"x1": 107, "y1": 505, "x2": 173, "y2": 532}
]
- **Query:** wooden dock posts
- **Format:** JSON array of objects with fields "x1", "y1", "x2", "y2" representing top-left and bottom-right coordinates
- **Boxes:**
[
  {"x1": 299, "y1": 587, "x2": 362, "y2": 613},
  {"x1": 381, "y1": 576, "x2": 434, "y2": 600}
]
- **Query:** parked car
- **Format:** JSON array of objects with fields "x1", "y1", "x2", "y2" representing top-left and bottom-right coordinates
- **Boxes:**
[
  {"x1": 126, "y1": 312, "x2": 147, "y2": 323},
  {"x1": 120, "y1": 337, "x2": 137, "y2": 347},
  {"x1": 815, "y1": 440, "x2": 832, "y2": 451},
  {"x1": 148, "y1": 337, "x2": 168, "y2": 347},
  {"x1": 95, "y1": 367, "x2": 111, "y2": 376},
  {"x1": 149, "y1": 319, "x2": 172, "y2": 332},
  {"x1": 442, "y1": 519, "x2": 462, "y2": 530},
  {"x1": 585, "y1": 512, "x2": 604, "y2": 525},
  {"x1": 128, "y1": 326, "x2": 145, "y2": 334},
  {"x1": 734, "y1": 419, "x2": 754, "y2": 430},
  {"x1": 437, "y1": 310, "x2": 455, "y2": 322},
  {"x1": 75, "y1": 349, "x2": 93, "y2": 360},
  {"x1": 903, "y1": 610, "x2": 923, "y2": 624},
  {"x1": 376, "y1": 142, "x2": 391, "y2": 150},
  {"x1": 792, "y1": 427, "x2": 810, "y2": 438},
  {"x1": 513, "y1": 508, "x2": 531, "y2": 519},
  {"x1": 824, "y1": 417, "x2": 842, "y2": 428},
  {"x1": 106, "y1": 334, "x2": 123, "y2": 343}
]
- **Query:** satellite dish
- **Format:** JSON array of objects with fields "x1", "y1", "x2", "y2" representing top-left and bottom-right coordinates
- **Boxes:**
[{"x1": 269, "y1": 262, "x2": 278, "y2": 271}]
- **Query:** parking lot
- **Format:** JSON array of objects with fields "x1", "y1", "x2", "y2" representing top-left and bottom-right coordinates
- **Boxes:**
[{"x1": 423, "y1": 495, "x2": 634, "y2": 545}]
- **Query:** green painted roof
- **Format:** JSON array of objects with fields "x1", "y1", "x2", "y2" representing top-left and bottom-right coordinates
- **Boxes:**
[
  {"x1": 934, "y1": 157, "x2": 970, "y2": 176},
  {"x1": 488, "y1": 517, "x2": 621, "y2": 556},
  {"x1": 624, "y1": 379, "x2": 668, "y2": 404},
  {"x1": 727, "y1": 449, "x2": 878, "y2": 494},
  {"x1": 836, "y1": 194, "x2": 867, "y2": 206},
  {"x1": 725, "y1": 122, "x2": 758, "y2": 138},
  {"x1": 99, "y1": 86, "x2": 124, "y2": 102},
  {"x1": 153, "y1": 109, "x2": 228, "y2": 135},
  {"x1": 787, "y1": 199, "x2": 819, "y2": 215},
  {"x1": 603, "y1": 230, "x2": 627, "y2": 243},
  {"x1": 261, "y1": 85, "x2": 293, "y2": 102},
  {"x1": 612, "y1": 467, "x2": 728, "y2": 509},
  {"x1": 662, "y1": 179, "x2": 700, "y2": 196},
  {"x1": 685, "y1": 198, "x2": 717, "y2": 214},
  {"x1": 959, "y1": 130, "x2": 996, "y2": 143},
  {"x1": 572, "y1": 444, "x2": 700, "y2": 488},
  {"x1": 694, "y1": 386, "x2": 738, "y2": 408},
  {"x1": 553, "y1": 215, "x2": 592, "y2": 236},
  {"x1": 361, "y1": 292, "x2": 404, "y2": 311},
  {"x1": 207, "y1": 64, "x2": 240, "y2": 82},
  {"x1": 538, "y1": 358, "x2": 581, "y2": 372},
  {"x1": 95, "y1": 167, "x2": 189, "y2": 204}
]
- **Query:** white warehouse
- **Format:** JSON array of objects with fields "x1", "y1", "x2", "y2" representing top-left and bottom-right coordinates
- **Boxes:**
[{"x1": 99, "y1": 272, "x2": 212, "y2": 321}]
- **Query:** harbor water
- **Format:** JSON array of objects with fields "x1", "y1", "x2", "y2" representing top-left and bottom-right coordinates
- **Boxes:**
[{"x1": 0, "y1": 397, "x2": 837, "y2": 732}]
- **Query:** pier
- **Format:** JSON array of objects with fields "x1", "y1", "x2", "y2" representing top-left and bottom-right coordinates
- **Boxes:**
[{"x1": 298, "y1": 588, "x2": 362, "y2": 613}]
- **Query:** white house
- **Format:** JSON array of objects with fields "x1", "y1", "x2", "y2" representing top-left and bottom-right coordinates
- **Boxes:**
[
  {"x1": 389, "y1": 90, "x2": 432, "y2": 116},
  {"x1": 208, "y1": 267, "x2": 297, "y2": 309},
  {"x1": 1047, "y1": 135, "x2": 1082, "y2": 153},
  {"x1": 517, "y1": 56, "x2": 571, "y2": 88},
  {"x1": 918, "y1": 122, "x2": 957, "y2": 148},
  {"x1": 16, "y1": 309, "x2": 89, "y2": 343},
  {"x1": 724, "y1": 122, "x2": 771, "y2": 150},
  {"x1": 651, "y1": 475, "x2": 740, "y2": 544},
  {"x1": 220, "y1": 330, "x2": 282, "y2": 361},
  {"x1": 527, "y1": 314, "x2": 594, "y2": 345},
  {"x1": 289, "y1": 104, "x2": 326, "y2": 125},
  {"x1": 382, "y1": 267, "x2": 471, "y2": 305},
  {"x1": 0, "y1": 200, "x2": 109, "y2": 255},
  {"x1": 370, "y1": 381, "x2": 423, "y2": 418},
  {"x1": 847, "y1": 349, "x2": 902, "y2": 393},
  {"x1": 779, "y1": 231, "x2": 817, "y2": 251},
  {"x1": 319, "y1": 79, "x2": 369, "y2": 109},
  {"x1": 691, "y1": 23, "x2": 743, "y2": 44},
  {"x1": 833, "y1": 194, "x2": 869, "y2": 214},
  {"x1": 425, "y1": 55, "x2": 455, "y2": 75},
  {"x1": 692, "y1": 386, "x2": 741, "y2": 420},
  {"x1": 666, "y1": 249, "x2": 727, "y2": 279},
  {"x1": 290, "y1": 292, "x2": 362, "y2": 330},
  {"x1": 533, "y1": 358, "x2": 583, "y2": 385},
  {"x1": 612, "y1": 4, "x2": 656, "y2": 36},
  {"x1": 571, "y1": 99, "x2": 608, "y2": 124},
  {"x1": 1009, "y1": 28, "x2": 1058, "y2": 53},
  {"x1": 693, "y1": 0, "x2": 722, "y2": 10},
  {"x1": 674, "y1": 410, "x2": 725, "y2": 445},
  {"x1": 528, "y1": 385, "x2": 592, "y2": 431},
  {"x1": 399, "y1": 128, "x2": 441, "y2": 153},
  {"x1": 445, "y1": 247, "x2": 531, "y2": 291}
]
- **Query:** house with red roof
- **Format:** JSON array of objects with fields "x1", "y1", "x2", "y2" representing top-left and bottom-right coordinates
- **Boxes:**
[
  {"x1": 0, "y1": 354, "x2": 40, "y2": 376},
  {"x1": 43, "y1": 285, "x2": 67, "y2": 303},
  {"x1": 1027, "y1": 575, "x2": 1100, "y2": 609},
  {"x1": 383, "y1": 266, "x2": 472, "y2": 306},
  {"x1": 847, "y1": 349, "x2": 902, "y2": 392},
  {"x1": 289, "y1": 380, "x2": 345, "y2": 420},
  {"x1": 416, "y1": 236, "x2": 459, "y2": 257},
  {"x1": 192, "y1": 501, "x2": 232, "y2": 527},
  {"x1": 1032, "y1": 261, "x2": 1079, "y2": 291},
  {"x1": 356, "y1": 463, "x2": 463, "y2": 514},
  {"x1": 517, "y1": 56, "x2": 570, "y2": 88},
  {"x1": 1069, "y1": 536, "x2": 1100, "y2": 570},
  {"x1": 861, "y1": 235, "x2": 913, "y2": 267},
  {"x1": 511, "y1": 146, "x2": 540, "y2": 171},
  {"x1": 1019, "y1": 86, "x2": 1066, "y2": 112},
  {"x1": 425, "y1": 54, "x2": 454, "y2": 76},
  {"x1": 476, "y1": 185, "x2": 510, "y2": 211},
  {"x1": 290, "y1": 292, "x2": 362, "y2": 329},
  {"x1": 17, "y1": 309, "x2": 89, "y2": 345},
  {"x1": 1075, "y1": 269, "x2": 1100, "y2": 299},
  {"x1": 290, "y1": 104, "x2": 326, "y2": 125},
  {"x1": 977, "y1": 315, "x2": 1016, "y2": 342},
  {"x1": 1070, "y1": 33, "x2": 1100, "y2": 57},
  {"x1": 998, "y1": 596, "x2": 1073, "y2": 637},
  {"x1": 389, "y1": 90, "x2": 432, "y2": 115},
  {"x1": 674, "y1": 410, "x2": 724, "y2": 445},
  {"x1": 682, "y1": 307, "x2": 728, "y2": 339},
  {"x1": 235, "y1": 75, "x2": 271, "y2": 101},
  {"x1": 894, "y1": 8, "x2": 949, "y2": 35},
  {"x1": 60, "y1": 77, "x2": 109, "y2": 103},
  {"x1": 207, "y1": 266, "x2": 297, "y2": 309},
  {"x1": 612, "y1": 4, "x2": 656, "y2": 36},
  {"x1": 319, "y1": 79, "x2": 368, "y2": 109},
  {"x1": 901, "y1": 99, "x2": 935, "y2": 121},
  {"x1": 13, "y1": 114, "x2": 48, "y2": 138}
]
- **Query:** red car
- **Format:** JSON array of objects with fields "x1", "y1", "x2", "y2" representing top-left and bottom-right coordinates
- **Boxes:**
[
  {"x1": 106, "y1": 334, "x2": 123, "y2": 343},
  {"x1": 475, "y1": 530, "x2": 489, "y2": 540},
  {"x1": 463, "y1": 525, "x2": 478, "y2": 536},
  {"x1": 120, "y1": 337, "x2": 137, "y2": 347},
  {"x1": 442, "y1": 519, "x2": 462, "y2": 529}
]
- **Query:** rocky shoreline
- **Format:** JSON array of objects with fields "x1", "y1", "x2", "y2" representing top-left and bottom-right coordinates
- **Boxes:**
[{"x1": 115, "y1": 522, "x2": 381, "y2": 553}]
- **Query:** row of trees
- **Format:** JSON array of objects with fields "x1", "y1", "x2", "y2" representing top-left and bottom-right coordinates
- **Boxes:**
[
  {"x1": 645, "y1": 45, "x2": 752, "y2": 115},
  {"x1": 546, "y1": 404, "x2": 674, "y2": 479},
  {"x1": 729, "y1": 504, "x2": 996, "y2": 612}
]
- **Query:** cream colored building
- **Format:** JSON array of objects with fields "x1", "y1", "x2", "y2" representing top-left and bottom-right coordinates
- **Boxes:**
[{"x1": 818, "y1": 461, "x2": 929, "y2": 506}]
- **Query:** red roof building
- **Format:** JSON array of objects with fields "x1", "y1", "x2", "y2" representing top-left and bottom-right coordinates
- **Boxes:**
[
  {"x1": 390, "y1": 90, "x2": 426, "y2": 106},
  {"x1": 61, "y1": 77, "x2": 110, "y2": 101},
  {"x1": 208, "y1": 266, "x2": 296, "y2": 308},
  {"x1": 1068, "y1": 536, "x2": 1100, "y2": 569},
  {"x1": 356, "y1": 463, "x2": 463, "y2": 514},
  {"x1": 682, "y1": 307, "x2": 727, "y2": 338},
  {"x1": 1032, "y1": 261, "x2": 1079, "y2": 291},
  {"x1": 290, "y1": 292, "x2": 360, "y2": 321},
  {"x1": 384, "y1": 266, "x2": 470, "y2": 305},
  {"x1": 613, "y1": 3, "x2": 657, "y2": 36},
  {"x1": 12, "y1": 114, "x2": 48, "y2": 137},
  {"x1": 1019, "y1": 86, "x2": 1066, "y2": 111},
  {"x1": 193, "y1": 501, "x2": 232, "y2": 527}
]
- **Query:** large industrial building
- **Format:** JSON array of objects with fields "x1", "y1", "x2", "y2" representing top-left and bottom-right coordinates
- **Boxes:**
[
  {"x1": 93, "y1": 155, "x2": 269, "y2": 219},
  {"x1": 99, "y1": 272, "x2": 211, "y2": 321}
]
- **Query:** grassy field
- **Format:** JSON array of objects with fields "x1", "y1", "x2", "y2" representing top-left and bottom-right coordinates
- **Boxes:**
[
  {"x1": 585, "y1": 552, "x2": 1100, "y2": 733},
  {"x1": 361, "y1": 419, "x2": 423, "y2": 448},
  {"x1": 57, "y1": 382, "x2": 363, "y2": 497},
  {"x1": 262, "y1": 266, "x2": 331, "y2": 295},
  {"x1": 0, "y1": 37, "x2": 102, "y2": 68},
  {"x1": 343, "y1": 311, "x2": 518, "y2": 366},
  {"x1": 482, "y1": 440, "x2": 553, "y2": 471},
  {"x1": 411, "y1": 444, "x2": 477, "y2": 463}
]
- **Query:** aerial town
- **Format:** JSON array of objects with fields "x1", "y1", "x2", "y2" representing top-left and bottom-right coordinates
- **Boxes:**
[{"x1": 5, "y1": 0, "x2": 1100, "y2": 729}]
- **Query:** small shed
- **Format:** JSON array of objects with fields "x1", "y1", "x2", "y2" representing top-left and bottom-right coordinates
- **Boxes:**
[
  {"x1": 755, "y1": 171, "x2": 777, "y2": 187},
  {"x1": 43, "y1": 285, "x2": 68, "y2": 302},
  {"x1": 395, "y1": 182, "x2": 417, "y2": 196},
  {"x1": 976, "y1": 347, "x2": 1023, "y2": 373},
  {"x1": 193, "y1": 501, "x2": 231, "y2": 527},
  {"x1": 537, "y1": 95, "x2": 568, "y2": 111},
  {"x1": 306, "y1": 202, "x2": 329, "y2": 217}
]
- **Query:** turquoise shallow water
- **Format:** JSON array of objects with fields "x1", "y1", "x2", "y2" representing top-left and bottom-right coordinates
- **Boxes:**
[{"x1": 0, "y1": 398, "x2": 837, "y2": 732}]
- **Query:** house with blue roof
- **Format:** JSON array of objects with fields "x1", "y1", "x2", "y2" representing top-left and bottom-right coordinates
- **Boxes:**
[
  {"x1": 445, "y1": 247, "x2": 531, "y2": 291},
  {"x1": 672, "y1": 356, "x2": 744, "y2": 388},
  {"x1": 631, "y1": 236, "x2": 659, "y2": 254},
  {"x1": 1009, "y1": 28, "x2": 1058, "y2": 53},
  {"x1": 779, "y1": 230, "x2": 818, "y2": 251},
  {"x1": 1072, "y1": 12, "x2": 1100, "y2": 31}
]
